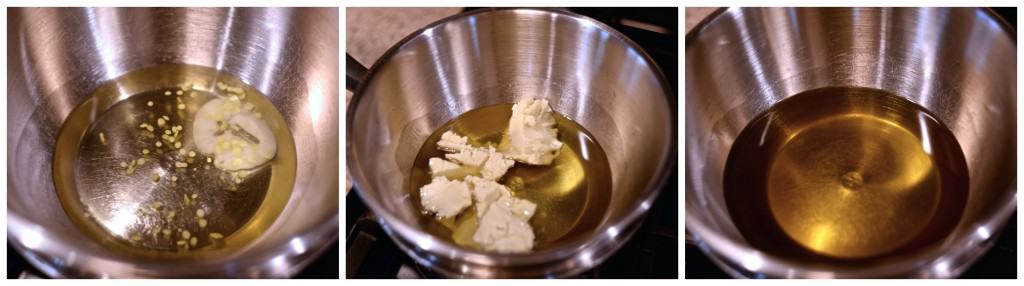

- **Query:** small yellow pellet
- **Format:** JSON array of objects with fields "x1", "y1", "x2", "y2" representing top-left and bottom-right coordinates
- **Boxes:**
[
  {"x1": 196, "y1": 209, "x2": 205, "y2": 218},
  {"x1": 177, "y1": 103, "x2": 186, "y2": 110},
  {"x1": 142, "y1": 149, "x2": 150, "y2": 155},
  {"x1": 99, "y1": 132, "x2": 107, "y2": 145},
  {"x1": 210, "y1": 233, "x2": 223, "y2": 239},
  {"x1": 156, "y1": 141, "x2": 163, "y2": 147},
  {"x1": 147, "y1": 101, "x2": 153, "y2": 107},
  {"x1": 182, "y1": 230, "x2": 191, "y2": 239}
]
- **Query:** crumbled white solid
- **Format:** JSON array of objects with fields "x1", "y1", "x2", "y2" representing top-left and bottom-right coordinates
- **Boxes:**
[
  {"x1": 419, "y1": 177, "x2": 472, "y2": 219},
  {"x1": 467, "y1": 177, "x2": 535, "y2": 220},
  {"x1": 501, "y1": 97, "x2": 563, "y2": 165},
  {"x1": 478, "y1": 148, "x2": 515, "y2": 180},
  {"x1": 473, "y1": 199, "x2": 536, "y2": 253},
  {"x1": 441, "y1": 147, "x2": 514, "y2": 180},
  {"x1": 417, "y1": 96, "x2": 569, "y2": 253},
  {"x1": 437, "y1": 131, "x2": 472, "y2": 153},
  {"x1": 428, "y1": 157, "x2": 474, "y2": 180},
  {"x1": 445, "y1": 148, "x2": 489, "y2": 167}
]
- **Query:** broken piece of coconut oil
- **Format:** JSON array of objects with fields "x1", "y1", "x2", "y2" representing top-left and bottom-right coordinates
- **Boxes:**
[
  {"x1": 52, "y1": 64, "x2": 296, "y2": 257},
  {"x1": 408, "y1": 103, "x2": 612, "y2": 252}
]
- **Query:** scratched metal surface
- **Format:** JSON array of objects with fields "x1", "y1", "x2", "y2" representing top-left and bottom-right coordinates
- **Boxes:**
[
  {"x1": 7, "y1": 7, "x2": 339, "y2": 277},
  {"x1": 685, "y1": 7, "x2": 1015, "y2": 278}
]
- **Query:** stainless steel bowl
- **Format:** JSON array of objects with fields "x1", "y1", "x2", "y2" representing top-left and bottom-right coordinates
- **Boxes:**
[
  {"x1": 685, "y1": 7, "x2": 1015, "y2": 278},
  {"x1": 7, "y1": 7, "x2": 339, "y2": 278},
  {"x1": 348, "y1": 8, "x2": 675, "y2": 277}
]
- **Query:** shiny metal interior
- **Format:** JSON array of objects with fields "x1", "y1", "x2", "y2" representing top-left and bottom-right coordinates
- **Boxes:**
[
  {"x1": 348, "y1": 9, "x2": 674, "y2": 277},
  {"x1": 7, "y1": 8, "x2": 339, "y2": 277},
  {"x1": 685, "y1": 7, "x2": 1015, "y2": 278}
]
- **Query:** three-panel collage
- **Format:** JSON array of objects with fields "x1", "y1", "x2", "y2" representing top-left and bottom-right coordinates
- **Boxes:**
[{"x1": 2, "y1": 1, "x2": 1019, "y2": 281}]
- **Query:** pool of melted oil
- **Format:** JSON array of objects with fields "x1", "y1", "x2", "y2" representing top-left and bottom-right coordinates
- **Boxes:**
[
  {"x1": 724, "y1": 87, "x2": 969, "y2": 261},
  {"x1": 53, "y1": 64, "x2": 296, "y2": 258},
  {"x1": 409, "y1": 104, "x2": 612, "y2": 251}
]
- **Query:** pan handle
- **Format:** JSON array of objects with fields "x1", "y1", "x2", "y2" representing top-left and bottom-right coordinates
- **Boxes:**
[{"x1": 346, "y1": 54, "x2": 368, "y2": 92}]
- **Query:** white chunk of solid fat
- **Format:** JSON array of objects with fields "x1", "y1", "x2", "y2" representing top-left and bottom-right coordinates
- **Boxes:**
[
  {"x1": 480, "y1": 154, "x2": 515, "y2": 180},
  {"x1": 428, "y1": 157, "x2": 475, "y2": 180},
  {"x1": 437, "y1": 131, "x2": 472, "y2": 153},
  {"x1": 501, "y1": 97, "x2": 563, "y2": 165},
  {"x1": 467, "y1": 176, "x2": 536, "y2": 220},
  {"x1": 498, "y1": 192, "x2": 537, "y2": 221},
  {"x1": 193, "y1": 98, "x2": 277, "y2": 171},
  {"x1": 467, "y1": 176, "x2": 507, "y2": 218},
  {"x1": 473, "y1": 200, "x2": 536, "y2": 253},
  {"x1": 444, "y1": 148, "x2": 490, "y2": 168},
  {"x1": 193, "y1": 98, "x2": 235, "y2": 154},
  {"x1": 419, "y1": 176, "x2": 472, "y2": 219},
  {"x1": 441, "y1": 147, "x2": 515, "y2": 180},
  {"x1": 217, "y1": 111, "x2": 277, "y2": 170}
]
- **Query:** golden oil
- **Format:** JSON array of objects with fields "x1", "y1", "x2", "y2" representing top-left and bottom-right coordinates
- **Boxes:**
[
  {"x1": 53, "y1": 64, "x2": 296, "y2": 259},
  {"x1": 724, "y1": 87, "x2": 969, "y2": 261},
  {"x1": 409, "y1": 104, "x2": 612, "y2": 251}
]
